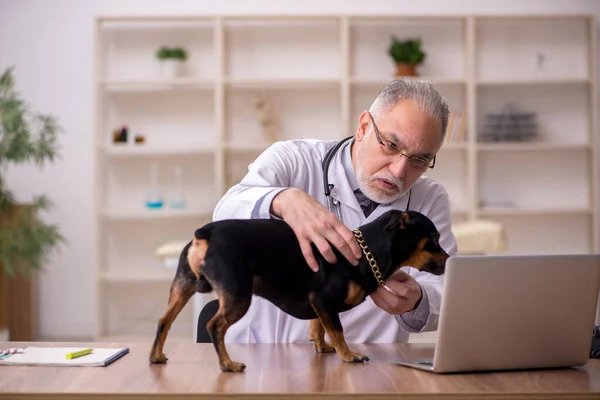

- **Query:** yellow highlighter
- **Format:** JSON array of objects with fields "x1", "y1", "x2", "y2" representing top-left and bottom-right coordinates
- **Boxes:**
[{"x1": 65, "y1": 348, "x2": 93, "y2": 360}]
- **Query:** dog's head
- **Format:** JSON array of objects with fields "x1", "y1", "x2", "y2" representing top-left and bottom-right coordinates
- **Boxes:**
[{"x1": 359, "y1": 209, "x2": 449, "y2": 278}]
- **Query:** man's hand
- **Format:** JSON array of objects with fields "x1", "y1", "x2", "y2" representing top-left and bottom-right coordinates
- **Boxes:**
[
  {"x1": 271, "y1": 188, "x2": 362, "y2": 272},
  {"x1": 370, "y1": 270, "x2": 423, "y2": 315}
]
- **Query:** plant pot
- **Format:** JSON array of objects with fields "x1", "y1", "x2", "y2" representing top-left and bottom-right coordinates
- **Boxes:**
[
  {"x1": 395, "y1": 63, "x2": 418, "y2": 77},
  {"x1": 0, "y1": 203, "x2": 39, "y2": 341},
  {"x1": 0, "y1": 266, "x2": 6, "y2": 331},
  {"x1": 159, "y1": 59, "x2": 183, "y2": 80},
  {"x1": 0, "y1": 265, "x2": 37, "y2": 341}
]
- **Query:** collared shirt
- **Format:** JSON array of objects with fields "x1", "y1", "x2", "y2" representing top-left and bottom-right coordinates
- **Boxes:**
[{"x1": 340, "y1": 139, "x2": 379, "y2": 217}]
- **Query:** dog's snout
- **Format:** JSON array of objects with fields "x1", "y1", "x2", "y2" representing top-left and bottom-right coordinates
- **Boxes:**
[{"x1": 422, "y1": 250, "x2": 448, "y2": 276}]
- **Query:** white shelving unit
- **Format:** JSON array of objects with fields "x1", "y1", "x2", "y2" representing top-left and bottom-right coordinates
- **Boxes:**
[{"x1": 93, "y1": 14, "x2": 598, "y2": 342}]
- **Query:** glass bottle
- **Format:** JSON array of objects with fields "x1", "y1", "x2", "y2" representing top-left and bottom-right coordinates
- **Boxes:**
[
  {"x1": 145, "y1": 162, "x2": 164, "y2": 209},
  {"x1": 170, "y1": 165, "x2": 186, "y2": 209}
]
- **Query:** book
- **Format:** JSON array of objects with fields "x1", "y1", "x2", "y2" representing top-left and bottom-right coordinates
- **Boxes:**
[{"x1": 0, "y1": 346, "x2": 129, "y2": 367}]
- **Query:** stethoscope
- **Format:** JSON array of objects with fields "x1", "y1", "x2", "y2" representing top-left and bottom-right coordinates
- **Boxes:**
[{"x1": 321, "y1": 136, "x2": 412, "y2": 222}]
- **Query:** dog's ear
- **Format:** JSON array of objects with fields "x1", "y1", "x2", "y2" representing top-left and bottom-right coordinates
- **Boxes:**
[
  {"x1": 384, "y1": 212, "x2": 412, "y2": 231},
  {"x1": 385, "y1": 211, "x2": 411, "y2": 230}
]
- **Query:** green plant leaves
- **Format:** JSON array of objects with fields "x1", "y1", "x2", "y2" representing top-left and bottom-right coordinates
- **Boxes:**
[
  {"x1": 0, "y1": 199, "x2": 64, "y2": 278},
  {"x1": 155, "y1": 46, "x2": 188, "y2": 61},
  {"x1": 0, "y1": 67, "x2": 65, "y2": 276},
  {"x1": 388, "y1": 36, "x2": 426, "y2": 65}
]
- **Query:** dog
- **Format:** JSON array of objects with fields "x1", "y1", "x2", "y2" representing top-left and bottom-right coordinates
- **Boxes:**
[{"x1": 149, "y1": 209, "x2": 449, "y2": 372}]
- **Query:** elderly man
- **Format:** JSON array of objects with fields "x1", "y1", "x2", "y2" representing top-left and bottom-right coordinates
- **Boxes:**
[{"x1": 212, "y1": 77, "x2": 458, "y2": 343}]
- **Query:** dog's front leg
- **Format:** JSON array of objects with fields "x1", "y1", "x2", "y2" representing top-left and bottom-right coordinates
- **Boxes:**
[
  {"x1": 309, "y1": 294, "x2": 369, "y2": 363},
  {"x1": 309, "y1": 319, "x2": 335, "y2": 354}
]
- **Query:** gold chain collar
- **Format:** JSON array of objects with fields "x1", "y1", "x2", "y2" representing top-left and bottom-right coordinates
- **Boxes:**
[{"x1": 353, "y1": 229, "x2": 385, "y2": 287}]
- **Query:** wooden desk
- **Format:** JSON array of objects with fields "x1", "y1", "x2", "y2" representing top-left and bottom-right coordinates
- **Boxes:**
[{"x1": 1, "y1": 341, "x2": 599, "y2": 399}]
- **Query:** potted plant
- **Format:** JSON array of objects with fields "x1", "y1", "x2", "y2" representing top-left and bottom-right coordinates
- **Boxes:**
[
  {"x1": 387, "y1": 36, "x2": 426, "y2": 77},
  {"x1": 0, "y1": 66, "x2": 65, "y2": 340},
  {"x1": 155, "y1": 46, "x2": 189, "y2": 80}
]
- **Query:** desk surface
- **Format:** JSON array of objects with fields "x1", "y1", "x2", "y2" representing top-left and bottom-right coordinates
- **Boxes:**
[{"x1": 1, "y1": 341, "x2": 599, "y2": 400}]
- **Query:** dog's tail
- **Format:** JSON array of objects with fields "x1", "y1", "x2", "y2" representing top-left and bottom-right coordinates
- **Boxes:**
[{"x1": 190, "y1": 227, "x2": 213, "y2": 293}]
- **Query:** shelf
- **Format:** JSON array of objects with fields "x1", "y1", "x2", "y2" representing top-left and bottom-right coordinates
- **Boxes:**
[
  {"x1": 475, "y1": 17, "x2": 590, "y2": 83},
  {"x1": 224, "y1": 142, "x2": 272, "y2": 152},
  {"x1": 99, "y1": 16, "x2": 214, "y2": 24},
  {"x1": 93, "y1": 13, "x2": 598, "y2": 343},
  {"x1": 99, "y1": 78, "x2": 214, "y2": 92},
  {"x1": 102, "y1": 207, "x2": 213, "y2": 221},
  {"x1": 101, "y1": 268, "x2": 176, "y2": 283},
  {"x1": 226, "y1": 88, "x2": 340, "y2": 143},
  {"x1": 477, "y1": 212, "x2": 592, "y2": 255},
  {"x1": 223, "y1": 16, "x2": 340, "y2": 26},
  {"x1": 350, "y1": 17, "x2": 466, "y2": 83},
  {"x1": 225, "y1": 77, "x2": 339, "y2": 90},
  {"x1": 441, "y1": 142, "x2": 467, "y2": 150},
  {"x1": 476, "y1": 78, "x2": 590, "y2": 86},
  {"x1": 477, "y1": 151, "x2": 590, "y2": 212},
  {"x1": 224, "y1": 19, "x2": 340, "y2": 81},
  {"x1": 476, "y1": 84, "x2": 590, "y2": 145},
  {"x1": 478, "y1": 207, "x2": 592, "y2": 217},
  {"x1": 351, "y1": 77, "x2": 466, "y2": 86},
  {"x1": 100, "y1": 144, "x2": 217, "y2": 157},
  {"x1": 476, "y1": 143, "x2": 590, "y2": 152},
  {"x1": 450, "y1": 208, "x2": 469, "y2": 215}
]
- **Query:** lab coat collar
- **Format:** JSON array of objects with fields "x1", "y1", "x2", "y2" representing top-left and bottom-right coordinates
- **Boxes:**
[
  {"x1": 341, "y1": 138, "x2": 360, "y2": 192},
  {"x1": 329, "y1": 139, "x2": 363, "y2": 215}
]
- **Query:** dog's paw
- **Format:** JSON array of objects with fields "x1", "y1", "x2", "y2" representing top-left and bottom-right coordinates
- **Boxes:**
[
  {"x1": 341, "y1": 352, "x2": 369, "y2": 363},
  {"x1": 221, "y1": 360, "x2": 246, "y2": 373},
  {"x1": 313, "y1": 343, "x2": 336, "y2": 354},
  {"x1": 149, "y1": 352, "x2": 168, "y2": 364}
]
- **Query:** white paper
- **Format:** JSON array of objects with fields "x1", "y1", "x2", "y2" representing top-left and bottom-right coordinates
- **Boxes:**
[{"x1": 0, "y1": 346, "x2": 129, "y2": 367}]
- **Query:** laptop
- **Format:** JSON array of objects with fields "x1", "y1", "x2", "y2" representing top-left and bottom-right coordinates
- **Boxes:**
[{"x1": 393, "y1": 254, "x2": 600, "y2": 373}]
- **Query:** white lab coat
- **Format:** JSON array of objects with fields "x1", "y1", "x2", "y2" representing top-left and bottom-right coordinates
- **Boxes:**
[{"x1": 212, "y1": 138, "x2": 458, "y2": 344}]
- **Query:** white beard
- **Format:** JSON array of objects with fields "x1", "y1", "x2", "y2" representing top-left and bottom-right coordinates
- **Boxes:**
[{"x1": 355, "y1": 147, "x2": 407, "y2": 204}]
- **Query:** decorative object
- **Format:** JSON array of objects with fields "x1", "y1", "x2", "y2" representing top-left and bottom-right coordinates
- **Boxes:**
[
  {"x1": 134, "y1": 134, "x2": 145, "y2": 144},
  {"x1": 388, "y1": 36, "x2": 426, "y2": 77},
  {"x1": 478, "y1": 200, "x2": 516, "y2": 209},
  {"x1": 443, "y1": 110, "x2": 467, "y2": 144},
  {"x1": 145, "y1": 162, "x2": 163, "y2": 209},
  {"x1": 452, "y1": 219, "x2": 508, "y2": 255},
  {"x1": 252, "y1": 91, "x2": 279, "y2": 143},
  {"x1": 0, "y1": 66, "x2": 65, "y2": 340},
  {"x1": 112, "y1": 125, "x2": 128, "y2": 143},
  {"x1": 155, "y1": 46, "x2": 188, "y2": 80},
  {"x1": 154, "y1": 240, "x2": 188, "y2": 268},
  {"x1": 534, "y1": 51, "x2": 546, "y2": 79},
  {"x1": 169, "y1": 166, "x2": 186, "y2": 209},
  {"x1": 479, "y1": 103, "x2": 538, "y2": 143}
]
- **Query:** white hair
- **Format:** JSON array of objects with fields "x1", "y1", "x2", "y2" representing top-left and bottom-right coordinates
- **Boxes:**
[{"x1": 369, "y1": 78, "x2": 450, "y2": 141}]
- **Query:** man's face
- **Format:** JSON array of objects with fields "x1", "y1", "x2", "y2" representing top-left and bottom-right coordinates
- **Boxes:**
[{"x1": 352, "y1": 99, "x2": 443, "y2": 204}]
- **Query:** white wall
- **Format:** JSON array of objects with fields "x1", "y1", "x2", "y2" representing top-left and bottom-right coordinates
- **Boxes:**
[{"x1": 0, "y1": 0, "x2": 599, "y2": 340}]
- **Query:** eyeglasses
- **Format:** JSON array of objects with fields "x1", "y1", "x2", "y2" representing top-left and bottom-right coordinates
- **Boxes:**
[{"x1": 367, "y1": 112, "x2": 436, "y2": 169}]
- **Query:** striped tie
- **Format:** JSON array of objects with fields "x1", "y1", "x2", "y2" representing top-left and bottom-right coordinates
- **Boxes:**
[{"x1": 354, "y1": 189, "x2": 379, "y2": 218}]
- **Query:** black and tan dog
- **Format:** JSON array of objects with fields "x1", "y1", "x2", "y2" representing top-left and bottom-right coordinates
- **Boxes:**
[{"x1": 149, "y1": 209, "x2": 449, "y2": 372}]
